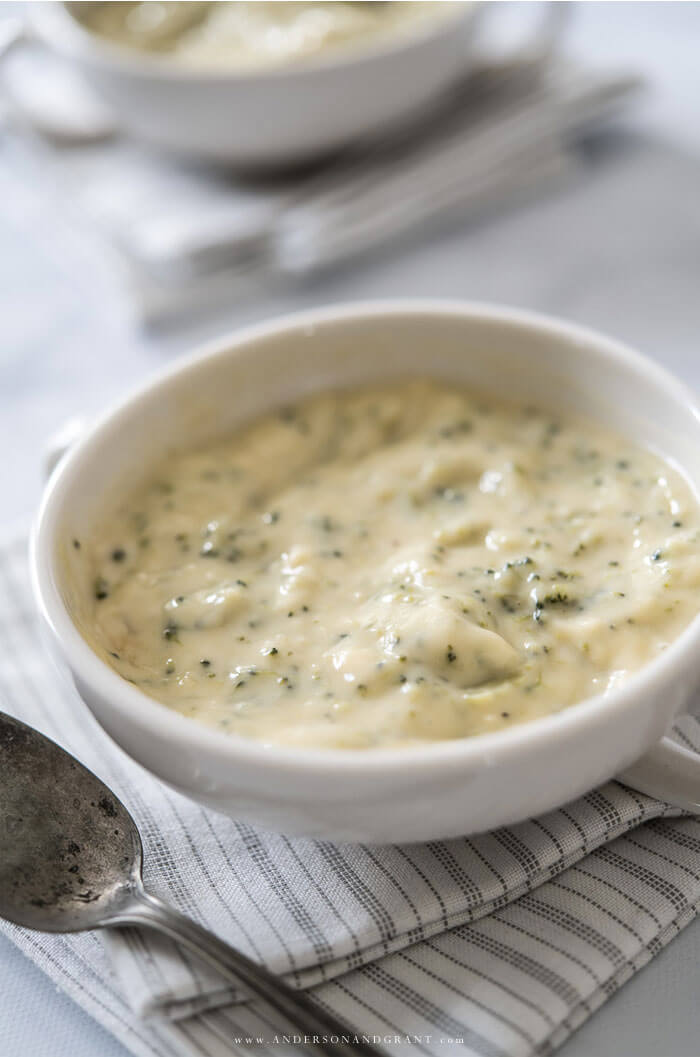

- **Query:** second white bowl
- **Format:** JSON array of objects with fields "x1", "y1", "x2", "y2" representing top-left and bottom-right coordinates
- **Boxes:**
[{"x1": 29, "y1": 3, "x2": 479, "y2": 166}]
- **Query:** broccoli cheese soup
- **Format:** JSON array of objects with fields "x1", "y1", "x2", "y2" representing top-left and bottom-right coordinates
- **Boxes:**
[
  {"x1": 82, "y1": 380, "x2": 700, "y2": 750},
  {"x1": 76, "y1": 2, "x2": 459, "y2": 70}
]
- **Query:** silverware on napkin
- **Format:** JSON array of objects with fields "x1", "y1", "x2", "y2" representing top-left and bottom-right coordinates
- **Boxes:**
[
  {"x1": 1, "y1": 41, "x2": 641, "y2": 324},
  {"x1": 121, "y1": 62, "x2": 642, "y2": 323}
]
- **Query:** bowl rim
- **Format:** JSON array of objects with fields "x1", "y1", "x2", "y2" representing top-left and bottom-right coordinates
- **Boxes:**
[
  {"x1": 31, "y1": 2, "x2": 477, "y2": 85},
  {"x1": 30, "y1": 298, "x2": 700, "y2": 777}
]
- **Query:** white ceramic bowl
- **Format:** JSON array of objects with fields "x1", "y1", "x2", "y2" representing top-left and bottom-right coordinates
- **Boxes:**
[
  {"x1": 31, "y1": 302, "x2": 700, "y2": 842},
  {"x1": 28, "y1": 2, "x2": 479, "y2": 167}
]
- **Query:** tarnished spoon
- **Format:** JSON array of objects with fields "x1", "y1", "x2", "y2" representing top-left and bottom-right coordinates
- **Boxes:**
[{"x1": 0, "y1": 711, "x2": 381, "y2": 1056}]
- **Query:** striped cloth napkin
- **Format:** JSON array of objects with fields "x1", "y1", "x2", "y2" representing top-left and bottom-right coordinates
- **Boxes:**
[{"x1": 1, "y1": 533, "x2": 699, "y2": 1057}]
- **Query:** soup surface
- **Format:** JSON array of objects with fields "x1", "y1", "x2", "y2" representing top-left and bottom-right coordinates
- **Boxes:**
[
  {"x1": 76, "y1": 2, "x2": 459, "y2": 70},
  {"x1": 83, "y1": 380, "x2": 700, "y2": 749}
]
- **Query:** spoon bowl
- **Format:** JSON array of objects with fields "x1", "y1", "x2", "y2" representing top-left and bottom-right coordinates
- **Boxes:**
[{"x1": 0, "y1": 711, "x2": 141, "y2": 932}]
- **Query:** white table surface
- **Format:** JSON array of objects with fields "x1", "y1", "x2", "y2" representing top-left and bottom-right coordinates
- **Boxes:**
[{"x1": 1, "y1": 3, "x2": 700, "y2": 1055}]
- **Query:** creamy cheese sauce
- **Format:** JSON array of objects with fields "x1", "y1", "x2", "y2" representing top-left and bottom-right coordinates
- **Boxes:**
[
  {"x1": 76, "y1": 2, "x2": 459, "y2": 70},
  {"x1": 81, "y1": 380, "x2": 700, "y2": 749}
]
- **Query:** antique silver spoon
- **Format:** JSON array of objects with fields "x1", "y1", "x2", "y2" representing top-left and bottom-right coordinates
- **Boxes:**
[{"x1": 0, "y1": 711, "x2": 381, "y2": 1056}]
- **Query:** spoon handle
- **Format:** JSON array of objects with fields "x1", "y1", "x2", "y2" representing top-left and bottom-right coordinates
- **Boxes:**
[{"x1": 112, "y1": 888, "x2": 382, "y2": 1057}]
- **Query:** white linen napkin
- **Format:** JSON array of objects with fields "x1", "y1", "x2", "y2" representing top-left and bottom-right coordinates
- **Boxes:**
[
  {"x1": 1, "y1": 49, "x2": 640, "y2": 326},
  {"x1": 1, "y1": 532, "x2": 699, "y2": 1057}
]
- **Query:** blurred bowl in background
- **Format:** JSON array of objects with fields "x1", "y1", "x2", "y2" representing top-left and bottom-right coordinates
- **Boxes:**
[{"x1": 27, "y1": 1, "x2": 480, "y2": 168}]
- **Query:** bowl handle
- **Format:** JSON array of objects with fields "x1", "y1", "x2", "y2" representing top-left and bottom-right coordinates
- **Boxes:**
[
  {"x1": 44, "y1": 417, "x2": 86, "y2": 479},
  {"x1": 0, "y1": 17, "x2": 116, "y2": 144},
  {"x1": 618, "y1": 736, "x2": 700, "y2": 813},
  {"x1": 473, "y1": 1, "x2": 569, "y2": 72}
]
